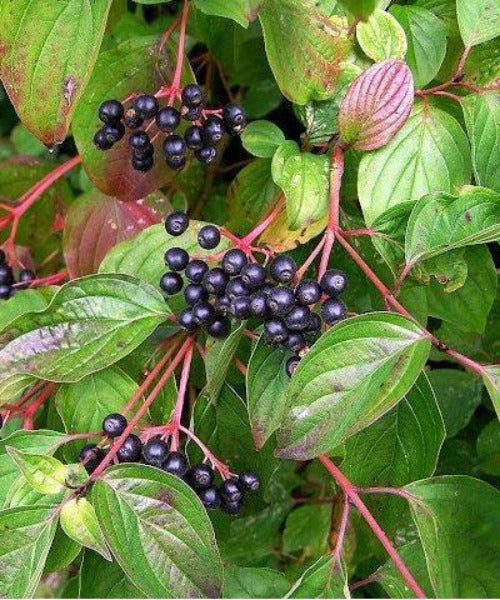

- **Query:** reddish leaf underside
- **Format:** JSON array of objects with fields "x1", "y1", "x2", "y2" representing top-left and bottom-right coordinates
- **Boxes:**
[
  {"x1": 338, "y1": 60, "x2": 414, "y2": 151},
  {"x1": 63, "y1": 191, "x2": 166, "y2": 277}
]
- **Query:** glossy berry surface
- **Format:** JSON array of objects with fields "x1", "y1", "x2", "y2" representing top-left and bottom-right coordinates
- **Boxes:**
[
  {"x1": 269, "y1": 256, "x2": 297, "y2": 283},
  {"x1": 195, "y1": 145, "x2": 217, "y2": 165},
  {"x1": 117, "y1": 434, "x2": 142, "y2": 463},
  {"x1": 143, "y1": 439, "x2": 169, "y2": 467},
  {"x1": 203, "y1": 116, "x2": 225, "y2": 144},
  {"x1": 225, "y1": 277, "x2": 249, "y2": 299},
  {"x1": 321, "y1": 298, "x2": 347, "y2": 324},
  {"x1": 266, "y1": 287, "x2": 295, "y2": 317},
  {"x1": 320, "y1": 269, "x2": 348, "y2": 297},
  {"x1": 241, "y1": 263, "x2": 266, "y2": 290},
  {"x1": 219, "y1": 479, "x2": 243, "y2": 502},
  {"x1": 155, "y1": 107, "x2": 181, "y2": 131},
  {"x1": 164, "y1": 247, "x2": 189, "y2": 272},
  {"x1": 203, "y1": 268, "x2": 228, "y2": 295},
  {"x1": 163, "y1": 135, "x2": 186, "y2": 157},
  {"x1": 184, "y1": 125, "x2": 204, "y2": 150},
  {"x1": 129, "y1": 131, "x2": 151, "y2": 150},
  {"x1": 221, "y1": 498, "x2": 243, "y2": 514},
  {"x1": 160, "y1": 272, "x2": 183, "y2": 295},
  {"x1": 284, "y1": 332, "x2": 306, "y2": 353},
  {"x1": 221, "y1": 249, "x2": 247, "y2": 276},
  {"x1": 223, "y1": 103, "x2": 246, "y2": 131},
  {"x1": 98, "y1": 99, "x2": 124, "y2": 123},
  {"x1": 178, "y1": 308, "x2": 197, "y2": 332},
  {"x1": 134, "y1": 94, "x2": 159, "y2": 119},
  {"x1": 239, "y1": 471, "x2": 260, "y2": 493},
  {"x1": 198, "y1": 225, "x2": 220, "y2": 250},
  {"x1": 163, "y1": 451, "x2": 188, "y2": 477},
  {"x1": 198, "y1": 487, "x2": 221, "y2": 510},
  {"x1": 193, "y1": 302, "x2": 216, "y2": 325},
  {"x1": 102, "y1": 413, "x2": 127, "y2": 437},
  {"x1": 165, "y1": 212, "x2": 189, "y2": 236},
  {"x1": 79, "y1": 444, "x2": 104, "y2": 473},
  {"x1": 264, "y1": 319, "x2": 288, "y2": 344},
  {"x1": 295, "y1": 280, "x2": 322, "y2": 306},
  {"x1": 185, "y1": 259, "x2": 209, "y2": 283},
  {"x1": 285, "y1": 356, "x2": 301, "y2": 377},
  {"x1": 184, "y1": 283, "x2": 208, "y2": 306},
  {"x1": 181, "y1": 84, "x2": 204, "y2": 108},
  {"x1": 206, "y1": 316, "x2": 231, "y2": 338},
  {"x1": 284, "y1": 306, "x2": 311, "y2": 331},
  {"x1": 187, "y1": 464, "x2": 215, "y2": 490}
]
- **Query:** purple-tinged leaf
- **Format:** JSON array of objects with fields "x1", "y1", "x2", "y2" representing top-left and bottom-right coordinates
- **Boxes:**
[{"x1": 338, "y1": 60, "x2": 414, "y2": 151}]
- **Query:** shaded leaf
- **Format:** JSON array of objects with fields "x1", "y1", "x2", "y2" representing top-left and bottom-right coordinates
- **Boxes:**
[
  {"x1": 259, "y1": 0, "x2": 351, "y2": 104},
  {"x1": 194, "y1": 0, "x2": 264, "y2": 28},
  {"x1": 0, "y1": 0, "x2": 112, "y2": 143},
  {"x1": 482, "y1": 364, "x2": 500, "y2": 420},
  {"x1": 223, "y1": 565, "x2": 289, "y2": 599},
  {"x1": 286, "y1": 555, "x2": 350, "y2": 598},
  {"x1": 91, "y1": 464, "x2": 223, "y2": 598},
  {"x1": 241, "y1": 121, "x2": 285, "y2": 158},
  {"x1": 405, "y1": 476, "x2": 500, "y2": 597},
  {"x1": 77, "y1": 550, "x2": 145, "y2": 598},
  {"x1": 359, "y1": 102, "x2": 471, "y2": 225},
  {"x1": 338, "y1": 60, "x2": 414, "y2": 151},
  {"x1": 282, "y1": 504, "x2": 332, "y2": 555},
  {"x1": 476, "y1": 420, "x2": 500, "y2": 476},
  {"x1": 205, "y1": 323, "x2": 245, "y2": 402},
  {"x1": 277, "y1": 313, "x2": 431, "y2": 460}
]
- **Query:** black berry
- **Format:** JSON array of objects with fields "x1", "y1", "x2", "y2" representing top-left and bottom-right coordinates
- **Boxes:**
[
  {"x1": 184, "y1": 283, "x2": 209, "y2": 306},
  {"x1": 160, "y1": 271, "x2": 183, "y2": 295},
  {"x1": 98, "y1": 100, "x2": 124, "y2": 124},
  {"x1": 223, "y1": 103, "x2": 246, "y2": 134},
  {"x1": 182, "y1": 105, "x2": 203, "y2": 122},
  {"x1": 0, "y1": 264, "x2": 14, "y2": 285},
  {"x1": 321, "y1": 298, "x2": 347, "y2": 324},
  {"x1": 163, "y1": 451, "x2": 188, "y2": 477},
  {"x1": 143, "y1": 438, "x2": 169, "y2": 467},
  {"x1": 17, "y1": 269, "x2": 36, "y2": 289},
  {"x1": 102, "y1": 413, "x2": 127, "y2": 437},
  {"x1": 132, "y1": 155, "x2": 154, "y2": 172},
  {"x1": 0, "y1": 285, "x2": 11, "y2": 300},
  {"x1": 320, "y1": 269, "x2": 347, "y2": 297},
  {"x1": 117, "y1": 434, "x2": 142, "y2": 463},
  {"x1": 202, "y1": 268, "x2": 228, "y2": 295},
  {"x1": 129, "y1": 131, "x2": 151, "y2": 151},
  {"x1": 230, "y1": 296, "x2": 251, "y2": 319},
  {"x1": 182, "y1": 84, "x2": 204, "y2": 108},
  {"x1": 203, "y1": 116, "x2": 225, "y2": 144},
  {"x1": 163, "y1": 135, "x2": 186, "y2": 157},
  {"x1": 264, "y1": 319, "x2": 288, "y2": 344},
  {"x1": 178, "y1": 308, "x2": 198, "y2": 332},
  {"x1": 102, "y1": 122, "x2": 125, "y2": 144},
  {"x1": 221, "y1": 498, "x2": 243, "y2": 514},
  {"x1": 134, "y1": 94, "x2": 159, "y2": 119},
  {"x1": 239, "y1": 471, "x2": 260, "y2": 493},
  {"x1": 187, "y1": 464, "x2": 214, "y2": 490},
  {"x1": 215, "y1": 295, "x2": 231, "y2": 316},
  {"x1": 240, "y1": 263, "x2": 266, "y2": 291},
  {"x1": 184, "y1": 125, "x2": 204, "y2": 150},
  {"x1": 165, "y1": 212, "x2": 189, "y2": 236},
  {"x1": 284, "y1": 306, "x2": 311, "y2": 332},
  {"x1": 249, "y1": 292, "x2": 268, "y2": 318},
  {"x1": 165, "y1": 247, "x2": 189, "y2": 272},
  {"x1": 185, "y1": 259, "x2": 209, "y2": 283},
  {"x1": 285, "y1": 356, "x2": 300, "y2": 377},
  {"x1": 124, "y1": 109, "x2": 144, "y2": 130},
  {"x1": 284, "y1": 332, "x2": 306, "y2": 353},
  {"x1": 198, "y1": 487, "x2": 220, "y2": 510},
  {"x1": 225, "y1": 277, "x2": 249, "y2": 299},
  {"x1": 193, "y1": 302, "x2": 216, "y2": 325},
  {"x1": 166, "y1": 154, "x2": 186, "y2": 171},
  {"x1": 155, "y1": 107, "x2": 181, "y2": 132},
  {"x1": 94, "y1": 129, "x2": 113, "y2": 150},
  {"x1": 206, "y1": 316, "x2": 231, "y2": 338},
  {"x1": 195, "y1": 145, "x2": 217, "y2": 165},
  {"x1": 221, "y1": 249, "x2": 247, "y2": 276},
  {"x1": 219, "y1": 478, "x2": 243, "y2": 502},
  {"x1": 269, "y1": 256, "x2": 297, "y2": 283},
  {"x1": 266, "y1": 286, "x2": 295, "y2": 317},
  {"x1": 295, "y1": 280, "x2": 322, "y2": 306},
  {"x1": 79, "y1": 444, "x2": 104, "y2": 473}
]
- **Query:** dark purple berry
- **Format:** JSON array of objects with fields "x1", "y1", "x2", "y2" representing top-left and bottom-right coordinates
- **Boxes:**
[
  {"x1": 206, "y1": 316, "x2": 231, "y2": 338},
  {"x1": 182, "y1": 105, "x2": 203, "y2": 122},
  {"x1": 240, "y1": 263, "x2": 266, "y2": 291},
  {"x1": 225, "y1": 277, "x2": 249, "y2": 299},
  {"x1": 117, "y1": 434, "x2": 142, "y2": 462},
  {"x1": 102, "y1": 122, "x2": 125, "y2": 144},
  {"x1": 129, "y1": 131, "x2": 151, "y2": 150},
  {"x1": 0, "y1": 284, "x2": 11, "y2": 300},
  {"x1": 249, "y1": 292, "x2": 268, "y2": 318},
  {"x1": 215, "y1": 295, "x2": 231, "y2": 316},
  {"x1": 221, "y1": 498, "x2": 243, "y2": 514},
  {"x1": 264, "y1": 319, "x2": 288, "y2": 345},
  {"x1": 321, "y1": 298, "x2": 347, "y2": 324},
  {"x1": 320, "y1": 269, "x2": 347, "y2": 297},
  {"x1": 143, "y1": 438, "x2": 169, "y2": 467},
  {"x1": 295, "y1": 280, "x2": 321, "y2": 306},
  {"x1": 181, "y1": 84, "x2": 204, "y2": 108},
  {"x1": 184, "y1": 125, "x2": 204, "y2": 150},
  {"x1": 202, "y1": 116, "x2": 225, "y2": 144},
  {"x1": 223, "y1": 103, "x2": 246, "y2": 134},
  {"x1": 219, "y1": 478, "x2": 243, "y2": 502},
  {"x1": 160, "y1": 271, "x2": 183, "y2": 295},
  {"x1": 239, "y1": 471, "x2": 260, "y2": 493},
  {"x1": 163, "y1": 451, "x2": 188, "y2": 477},
  {"x1": 187, "y1": 464, "x2": 214, "y2": 490},
  {"x1": 178, "y1": 308, "x2": 198, "y2": 332},
  {"x1": 266, "y1": 286, "x2": 295, "y2": 317},
  {"x1": 269, "y1": 255, "x2": 297, "y2": 283},
  {"x1": 124, "y1": 109, "x2": 144, "y2": 130},
  {"x1": 155, "y1": 107, "x2": 181, "y2": 132},
  {"x1": 79, "y1": 444, "x2": 104, "y2": 473},
  {"x1": 230, "y1": 296, "x2": 251, "y2": 319},
  {"x1": 202, "y1": 268, "x2": 228, "y2": 295},
  {"x1": 285, "y1": 356, "x2": 300, "y2": 377},
  {"x1": 17, "y1": 269, "x2": 36, "y2": 289},
  {"x1": 284, "y1": 306, "x2": 311, "y2": 332},
  {"x1": 165, "y1": 212, "x2": 189, "y2": 236},
  {"x1": 185, "y1": 259, "x2": 209, "y2": 284},
  {"x1": 195, "y1": 145, "x2": 217, "y2": 165},
  {"x1": 98, "y1": 100, "x2": 124, "y2": 124},
  {"x1": 166, "y1": 154, "x2": 186, "y2": 171},
  {"x1": 221, "y1": 249, "x2": 248, "y2": 276},
  {"x1": 284, "y1": 332, "x2": 306, "y2": 353},
  {"x1": 164, "y1": 247, "x2": 189, "y2": 272},
  {"x1": 184, "y1": 283, "x2": 209, "y2": 306},
  {"x1": 132, "y1": 156, "x2": 154, "y2": 172},
  {"x1": 134, "y1": 94, "x2": 159, "y2": 119},
  {"x1": 198, "y1": 487, "x2": 220, "y2": 509},
  {"x1": 192, "y1": 302, "x2": 216, "y2": 325},
  {"x1": 163, "y1": 135, "x2": 186, "y2": 157},
  {"x1": 94, "y1": 129, "x2": 113, "y2": 150},
  {"x1": 0, "y1": 264, "x2": 14, "y2": 285},
  {"x1": 102, "y1": 413, "x2": 127, "y2": 437}
]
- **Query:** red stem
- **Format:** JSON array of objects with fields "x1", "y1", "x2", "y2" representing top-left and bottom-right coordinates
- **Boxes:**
[
  {"x1": 319, "y1": 456, "x2": 426, "y2": 599},
  {"x1": 332, "y1": 495, "x2": 350, "y2": 564},
  {"x1": 89, "y1": 338, "x2": 192, "y2": 482},
  {"x1": 167, "y1": 0, "x2": 189, "y2": 105},
  {"x1": 23, "y1": 383, "x2": 56, "y2": 429},
  {"x1": 170, "y1": 341, "x2": 194, "y2": 450},
  {"x1": 242, "y1": 197, "x2": 285, "y2": 245}
]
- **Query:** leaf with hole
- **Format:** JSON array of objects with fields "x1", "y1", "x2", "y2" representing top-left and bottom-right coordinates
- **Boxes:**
[{"x1": 277, "y1": 313, "x2": 431, "y2": 460}]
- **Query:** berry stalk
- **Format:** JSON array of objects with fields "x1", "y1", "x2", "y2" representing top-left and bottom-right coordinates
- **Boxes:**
[{"x1": 319, "y1": 455, "x2": 426, "y2": 599}]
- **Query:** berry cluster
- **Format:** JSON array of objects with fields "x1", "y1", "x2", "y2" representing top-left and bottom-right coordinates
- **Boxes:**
[
  {"x1": 94, "y1": 84, "x2": 246, "y2": 172},
  {"x1": 80, "y1": 412, "x2": 260, "y2": 515},
  {"x1": 162, "y1": 213, "x2": 348, "y2": 376},
  {"x1": 0, "y1": 250, "x2": 36, "y2": 300}
]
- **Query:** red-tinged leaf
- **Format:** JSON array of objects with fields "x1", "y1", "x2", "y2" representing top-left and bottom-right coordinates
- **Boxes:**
[
  {"x1": 63, "y1": 190, "x2": 168, "y2": 277},
  {"x1": 338, "y1": 60, "x2": 414, "y2": 152},
  {"x1": 72, "y1": 36, "x2": 193, "y2": 201}
]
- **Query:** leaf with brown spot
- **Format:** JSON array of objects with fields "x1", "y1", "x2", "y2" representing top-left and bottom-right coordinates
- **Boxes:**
[
  {"x1": 0, "y1": 0, "x2": 113, "y2": 144},
  {"x1": 338, "y1": 60, "x2": 414, "y2": 151},
  {"x1": 63, "y1": 189, "x2": 168, "y2": 277},
  {"x1": 72, "y1": 35, "x2": 193, "y2": 201},
  {"x1": 259, "y1": 0, "x2": 351, "y2": 105}
]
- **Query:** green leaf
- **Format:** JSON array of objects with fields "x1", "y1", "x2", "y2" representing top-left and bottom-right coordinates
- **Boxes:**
[
  {"x1": 99, "y1": 222, "x2": 230, "y2": 294},
  {"x1": 405, "y1": 187, "x2": 500, "y2": 265},
  {"x1": 342, "y1": 373, "x2": 444, "y2": 486},
  {"x1": 425, "y1": 245, "x2": 497, "y2": 334},
  {"x1": 482, "y1": 364, "x2": 500, "y2": 420},
  {"x1": 0, "y1": 430, "x2": 65, "y2": 507},
  {"x1": 241, "y1": 120, "x2": 286, "y2": 158},
  {"x1": 0, "y1": 0, "x2": 112, "y2": 144},
  {"x1": 0, "y1": 274, "x2": 168, "y2": 397},
  {"x1": 378, "y1": 541, "x2": 434, "y2": 598},
  {"x1": 476, "y1": 420, "x2": 500, "y2": 476},
  {"x1": 273, "y1": 145, "x2": 330, "y2": 230},
  {"x1": 427, "y1": 369, "x2": 483, "y2": 437},
  {"x1": 194, "y1": 0, "x2": 264, "y2": 28},
  {"x1": 0, "y1": 287, "x2": 54, "y2": 332},
  {"x1": 456, "y1": 0, "x2": 500, "y2": 47},
  {"x1": 72, "y1": 35, "x2": 192, "y2": 201},
  {"x1": 77, "y1": 550, "x2": 145, "y2": 598},
  {"x1": 247, "y1": 334, "x2": 289, "y2": 449},
  {"x1": 0, "y1": 505, "x2": 58, "y2": 597},
  {"x1": 44, "y1": 525, "x2": 82, "y2": 574},
  {"x1": 226, "y1": 159, "x2": 278, "y2": 236},
  {"x1": 462, "y1": 93, "x2": 500, "y2": 192},
  {"x1": 259, "y1": 0, "x2": 351, "y2": 104},
  {"x1": 223, "y1": 566, "x2": 289, "y2": 599},
  {"x1": 405, "y1": 476, "x2": 500, "y2": 597},
  {"x1": 6, "y1": 448, "x2": 71, "y2": 495},
  {"x1": 60, "y1": 497, "x2": 111, "y2": 560},
  {"x1": 282, "y1": 504, "x2": 332, "y2": 555},
  {"x1": 277, "y1": 313, "x2": 431, "y2": 460},
  {"x1": 341, "y1": 0, "x2": 377, "y2": 20},
  {"x1": 205, "y1": 322, "x2": 245, "y2": 402},
  {"x1": 358, "y1": 102, "x2": 471, "y2": 226},
  {"x1": 55, "y1": 366, "x2": 140, "y2": 456},
  {"x1": 286, "y1": 556, "x2": 350, "y2": 598},
  {"x1": 390, "y1": 6, "x2": 447, "y2": 88},
  {"x1": 356, "y1": 9, "x2": 407, "y2": 61},
  {"x1": 91, "y1": 464, "x2": 223, "y2": 598}
]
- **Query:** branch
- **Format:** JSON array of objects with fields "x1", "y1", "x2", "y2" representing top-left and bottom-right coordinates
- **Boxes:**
[{"x1": 319, "y1": 455, "x2": 426, "y2": 599}]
